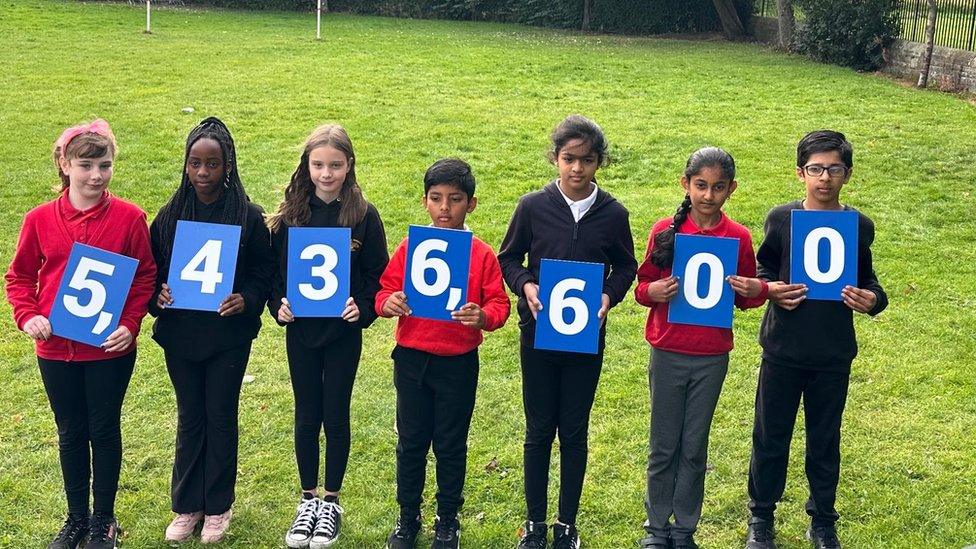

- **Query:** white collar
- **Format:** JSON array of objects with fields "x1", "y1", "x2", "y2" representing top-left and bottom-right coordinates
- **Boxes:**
[{"x1": 557, "y1": 180, "x2": 598, "y2": 209}]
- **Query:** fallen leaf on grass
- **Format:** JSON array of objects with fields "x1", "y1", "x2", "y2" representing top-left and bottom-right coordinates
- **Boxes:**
[
  {"x1": 11, "y1": 414, "x2": 23, "y2": 424},
  {"x1": 243, "y1": 375, "x2": 256, "y2": 383},
  {"x1": 485, "y1": 457, "x2": 499, "y2": 472}
]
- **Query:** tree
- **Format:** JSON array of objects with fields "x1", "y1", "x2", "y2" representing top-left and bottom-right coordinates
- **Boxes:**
[
  {"x1": 582, "y1": 0, "x2": 592, "y2": 31},
  {"x1": 776, "y1": 0, "x2": 794, "y2": 49},
  {"x1": 917, "y1": 0, "x2": 937, "y2": 88},
  {"x1": 712, "y1": 0, "x2": 745, "y2": 38}
]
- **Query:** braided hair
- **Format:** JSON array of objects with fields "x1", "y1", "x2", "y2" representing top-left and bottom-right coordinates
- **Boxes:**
[
  {"x1": 154, "y1": 117, "x2": 250, "y2": 267},
  {"x1": 650, "y1": 147, "x2": 736, "y2": 268}
]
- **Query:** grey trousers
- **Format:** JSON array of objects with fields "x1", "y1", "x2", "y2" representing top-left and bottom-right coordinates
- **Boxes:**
[{"x1": 645, "y1": 348, "x2": 729, "y2": 539}]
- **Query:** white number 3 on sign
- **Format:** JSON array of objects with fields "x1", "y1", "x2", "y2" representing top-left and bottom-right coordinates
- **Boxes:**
[{"x1": 298, "y1": 244, "x2": 339, "y2": 300}]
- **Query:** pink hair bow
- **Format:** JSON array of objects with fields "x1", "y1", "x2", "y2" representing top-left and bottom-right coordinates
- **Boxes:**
[{"x1": 55, "y1": 119, "x2": 115, "y2": 159}]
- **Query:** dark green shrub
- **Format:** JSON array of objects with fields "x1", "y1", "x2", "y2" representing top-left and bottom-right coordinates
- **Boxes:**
[{"x1": 794, "y1": 0, "x2": 900, "y2": 71}]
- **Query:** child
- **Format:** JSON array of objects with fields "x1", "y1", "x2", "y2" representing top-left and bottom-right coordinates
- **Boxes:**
[
  {"x1": 376, "y1": 158, "x2": 510, "y2": 549},
  {"x1": 5, "y1": 119, "x2": 156, "y2": 549},
  {"x1": 149, "y1": 117, "x2": 275, "y2": 544},
  {"x1": 497, "y1": 114, "x2": 637, "y2": 549},
  {"x1": 267, "y1": 124, "x2": 389, "y2": 548},
  {"x1": 744, "y1": 131, "x2": 888, "y2": 549},
  {"x1": 633, "y1": 147, "x2": 768, "y2": 549}
]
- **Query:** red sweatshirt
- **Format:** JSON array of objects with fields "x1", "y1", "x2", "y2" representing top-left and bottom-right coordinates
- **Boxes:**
[
  {"x1": 375, "y1": 235, "x2": 511, "y2": 356},
  {"x1": 5, "y1": 190, "x2": 157, "y2": 361},
  {"x1": 634, "y1": 212, "x2": 768, "y2": 356}
]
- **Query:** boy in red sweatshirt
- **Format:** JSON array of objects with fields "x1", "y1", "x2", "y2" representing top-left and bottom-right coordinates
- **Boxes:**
[{"x1": 376, "y1": 158, "x2": 510, "y2": 549}]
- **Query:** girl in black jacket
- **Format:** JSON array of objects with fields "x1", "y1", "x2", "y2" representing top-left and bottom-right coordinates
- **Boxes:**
[
  {"x1": 267, "y1": 125, "x2": 388, "y2": 549},
  {"x1": 498, "y1": 115, "x2": 637, "y2": 549},
  {"x1": 150, "y1": 117, "x2": 275, "y2": 544}
]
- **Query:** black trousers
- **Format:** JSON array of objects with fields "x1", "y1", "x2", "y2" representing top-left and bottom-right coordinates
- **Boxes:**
[
  {"x1": 166, "y1": 343, "x2": 250, "y2": 515},
  {"x1": 288, "y1": 330, "x2": 362, "y2": 493},
  {"x1": 38, "y1": 352, "x2": 136, "y2": 517},
  {"x1": 393, "y1": 345, "x2": 479, "y2": 519},
  {"x1": 520, "y1": 345, "x2": 603, "y2": 525},
  {"x1": 747, "y1": 358, "x2": 850, "y2": 527}
]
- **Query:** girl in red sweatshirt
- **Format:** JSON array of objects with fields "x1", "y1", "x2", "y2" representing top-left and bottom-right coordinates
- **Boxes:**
[
  {"x1": 5, "y1": 119, "x2": 156, "y2": 549},
  {"x1": 634, "y1": 147, "x2": 767, "y2": 549}
]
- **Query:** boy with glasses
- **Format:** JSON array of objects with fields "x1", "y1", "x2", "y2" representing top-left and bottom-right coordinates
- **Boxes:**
[{"x1": 744, "y1": 130, "x2": 888, "y2": 549}]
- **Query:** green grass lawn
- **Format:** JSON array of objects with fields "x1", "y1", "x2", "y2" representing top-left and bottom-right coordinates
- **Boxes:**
[{"x1": 1, "y1": 1, "x2": 975, "y2": 547}]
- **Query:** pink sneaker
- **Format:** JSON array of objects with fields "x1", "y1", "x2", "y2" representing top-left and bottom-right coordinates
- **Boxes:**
[
  {"x1": 165, "y1": 511, "x2": 204, "y2": 542},
  {"x1": 200, "y1": 509, "x2": 233, "y2": 543}
]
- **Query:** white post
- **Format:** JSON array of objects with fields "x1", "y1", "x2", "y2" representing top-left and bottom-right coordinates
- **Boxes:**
[
  {"x1": 145, "y1": 0, "x2": 151, "y2": 34},
  {"x1": 316, "y1": 0, "x2": 322, "y2": 40}
]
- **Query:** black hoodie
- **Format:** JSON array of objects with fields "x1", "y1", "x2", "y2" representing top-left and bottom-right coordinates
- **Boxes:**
[
  {"x1": 497, "y1": 180, "x2": 637, "y2": 346},
  {"x1": 267, "y1": 195, "x2": 388, "y2": 349},
  {"x1": 756, "y1": 201, "x2": 888, "y2": 371}
]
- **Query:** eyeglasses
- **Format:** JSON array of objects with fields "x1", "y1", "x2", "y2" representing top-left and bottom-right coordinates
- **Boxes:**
[{"x1": 802, "y1": 164, "x2": 849, "y2": 178}]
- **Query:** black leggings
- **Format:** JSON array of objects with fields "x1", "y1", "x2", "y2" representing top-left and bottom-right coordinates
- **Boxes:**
[
  {"x1": 38, "y1": 352, "x2": 136, "y2": 517},
  {"x1": 520, "y1": 345, "x2": 603, "y2": 525},
  {"x1": 166, "y1": 343, "x2": 250, "y2": 515},
  {"x1": 288, "y1": 330, "x2": 362, "y2": 493}
]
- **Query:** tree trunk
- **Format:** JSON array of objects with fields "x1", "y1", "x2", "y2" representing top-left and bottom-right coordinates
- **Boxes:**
[
  {"x1": 918, "y1": 0, "x2": 937, "y2": 87},
  {"x1": 712, "y1": 0, "x2": 745, "y2": 38},
  {"x1": 323, "y1": 0, "x2": 328, "y2": 12},
  {"x1": 775, "y1": 0, "x2": 794, "y2": 49},
  {"x1": 582, "y1": 0, "x2": 592, "y2": 32}
]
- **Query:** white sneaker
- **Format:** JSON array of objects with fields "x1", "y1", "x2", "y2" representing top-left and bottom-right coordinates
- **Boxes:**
[
  {"x1": 309, "y1": 500, "x2": 343, "y2": 548},
  {"x1": 285, "y1": 497, "x2": 322, "y2": 548}
]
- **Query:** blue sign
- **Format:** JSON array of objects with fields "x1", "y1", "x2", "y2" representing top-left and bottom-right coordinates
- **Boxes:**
[
  {"x1": 534, "y1": 259, "x2": 604, "y2": 354},
  {"x1": 668, "y1": 234, "x2": 739, "y2": 329},
  {"x1": 790, "y1": 210, "x2": 858, "y2": 301},
  {"x1": 50, "y1": 243, "x2": 139, "y2": 347},
  {"x1": 287, "y1": 227, "x2": 351, "y2": 317},
  {"x1": 404, "y1": 225, "x2": 472, "y2": 321},
  {"x1": 166, "y1": 220, "x2": 242, "y2": 312}
]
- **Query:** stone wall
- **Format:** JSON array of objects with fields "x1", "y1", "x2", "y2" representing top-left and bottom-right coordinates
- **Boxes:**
[
  {"x1": 750, "y1": 16, "x2": 976, "y2": 93},
  {"x1": 883, "y1": 39, "x2": 976, "y2": 93}
]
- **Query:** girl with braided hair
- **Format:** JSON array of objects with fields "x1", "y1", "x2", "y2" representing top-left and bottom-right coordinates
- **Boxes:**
[
  {"x1": 634, "y1": 147, "x2": 767, "y2": 549},
  {"x1": 148, "y1": 117, "x2": 275, "y2": 544}
]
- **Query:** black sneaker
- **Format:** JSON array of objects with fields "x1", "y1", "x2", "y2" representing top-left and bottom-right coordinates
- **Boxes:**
[
  {"x1": 516, "y1": 520, "x2": 547, "y2": 549},
  {"x1": 386, "y1": 514, "x2": 422, "y2": 549},
  {"x1": 672, "y1": 536, "x2": 700, "y2": 549},
  {"x1": 310, "y1": 500, "x2": 343, "y2": 548},
  {"x1": 807, "y1": 524, "x2": 841, "y2": 549},
  {"x1": 48, "y1": 514, "x2": 89, "y2": 549},
  {"x1": 86, "y1": 513, "x2": 122, "y2": 549},
  {"x1": 551, "y1": 523, "x2": 579, "y2": 549},
  {"x1": 745, "y1": 517, "x2": 777, "y2": 549},
  {"x1": 638, "y1": 533, "x2": 670, "y2": 548},
  {"x1": 431, "y1": 515, "x2": 460, "y2": 549}
]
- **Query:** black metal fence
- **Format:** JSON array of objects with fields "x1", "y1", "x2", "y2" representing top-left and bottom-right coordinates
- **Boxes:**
[
  {"x1": 900, "y1": 0, "x2": 976, "y2": 51},
  {"x1": 753, "y1": 0, "x2": 976, "y2": 51}
]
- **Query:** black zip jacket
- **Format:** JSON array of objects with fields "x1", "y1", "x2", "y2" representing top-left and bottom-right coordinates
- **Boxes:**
[
  {"x1": 497, "y1": 180, "x2": 637, "y2": 345},
  {"x1": 149, "y1": 193, "x2": 275, "y2": 361},
  {"x1": 757, "y1": 201, "x2": 888, "y2": 371},
  {"x1": 267, "y1": 196, "x2": 388, "y2": 349}
]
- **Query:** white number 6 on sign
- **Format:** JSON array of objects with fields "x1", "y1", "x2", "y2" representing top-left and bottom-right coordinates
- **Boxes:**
[
  {"x1": 411, "y1": 239, "x2": 462, "y2": 310},
  {"x1": 299, "y1": 244, "x2": 339, "y2": 300},
  {"x1": 64, "y1": 257, "x2": 115, "y2": 335},
  {"x1": 181, "y1": 239, "x2": 224, "y2": 294},
  {"x1": 549, "y1": 278, "x2": 588, "y2": 336}
]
